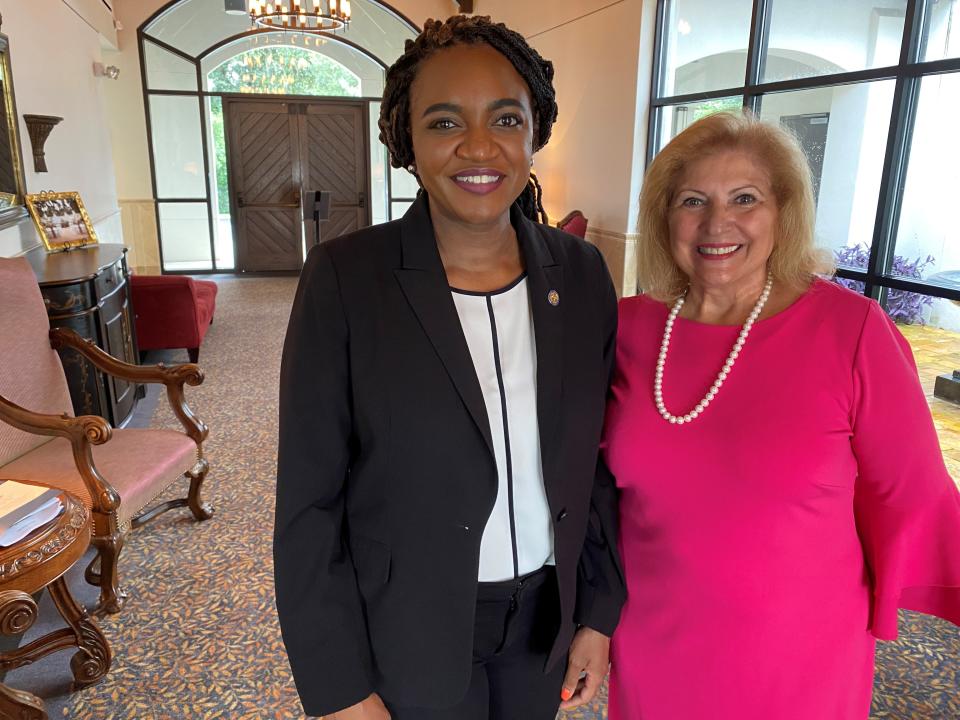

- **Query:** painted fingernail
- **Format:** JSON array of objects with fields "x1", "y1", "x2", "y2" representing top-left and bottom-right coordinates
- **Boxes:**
[{"x1": 560, "y1": 687, "x2": 574, "y2": 701}]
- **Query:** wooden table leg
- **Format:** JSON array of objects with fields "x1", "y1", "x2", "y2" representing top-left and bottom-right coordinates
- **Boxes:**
[
  {"x1": 46, "y1": 577, "x2": 111, "y2": 688},
  {"x1": 0, "y1": 682, "x2": 46, "y2": 720},
  {"x1": 0, "y1": 580, "x2": 111, "y2": 696},
  {"x1": 0, "y1": 590, "x2": 46, "y2": 720}
]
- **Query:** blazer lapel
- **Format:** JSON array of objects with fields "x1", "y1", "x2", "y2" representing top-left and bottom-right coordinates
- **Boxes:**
[
  {"x1": 394, "y1": 196, "x2": 495, "y2": 459},
  {"x1": 515, "y1": 208, "x2": 563, "y2": 474}
]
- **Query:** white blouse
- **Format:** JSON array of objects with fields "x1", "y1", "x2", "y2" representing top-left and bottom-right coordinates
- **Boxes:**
[{"x1": 451, "y1": 276, "x2": 554, "y2": 582}]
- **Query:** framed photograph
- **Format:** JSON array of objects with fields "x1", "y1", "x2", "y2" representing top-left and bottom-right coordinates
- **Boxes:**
[{"x1": 25, "y1": 191, "x2": 99, "y2": 252}]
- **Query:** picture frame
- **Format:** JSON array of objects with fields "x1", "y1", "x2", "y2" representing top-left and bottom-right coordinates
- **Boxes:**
[{"x1": 25, "y1": 190, "x2": 99, "y2": 252}]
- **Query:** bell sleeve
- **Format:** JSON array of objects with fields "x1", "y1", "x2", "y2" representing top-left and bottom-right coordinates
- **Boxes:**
[{"x1": 850, "y1": 301, "x2": 960, "y2": 640}]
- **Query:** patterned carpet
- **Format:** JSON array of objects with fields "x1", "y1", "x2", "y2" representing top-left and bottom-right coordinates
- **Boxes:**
[{"x1": 18, "y1": 276, "x2": 953, "y2": 719}]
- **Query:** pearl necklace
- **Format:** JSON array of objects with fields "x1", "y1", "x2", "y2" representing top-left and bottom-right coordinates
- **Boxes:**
[{"x1": 654, "y1": 274, "x2": 773, "y2": 425}]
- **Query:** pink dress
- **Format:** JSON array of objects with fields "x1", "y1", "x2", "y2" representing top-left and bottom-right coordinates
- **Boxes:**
[{"x1": 602, "y1": 279, "x2": 960, "y2": 719}]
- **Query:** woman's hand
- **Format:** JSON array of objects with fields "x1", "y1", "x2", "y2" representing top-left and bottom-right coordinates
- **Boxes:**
[
  {"x1": 324, "y1": 692, "x2": 391, "y2": 719},
  {"x1": 559, "y1": 626, "x2": 611, "y2": 710}
]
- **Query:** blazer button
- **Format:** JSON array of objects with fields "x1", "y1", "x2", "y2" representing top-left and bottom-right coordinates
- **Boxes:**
[{"x1": 556, "y1": 508, "x2": 568, "y2": 522}]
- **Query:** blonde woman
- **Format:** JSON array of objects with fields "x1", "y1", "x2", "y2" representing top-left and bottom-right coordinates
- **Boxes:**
[{"x1": 602, "y1": 111, "x2": 960, "y2": 719}]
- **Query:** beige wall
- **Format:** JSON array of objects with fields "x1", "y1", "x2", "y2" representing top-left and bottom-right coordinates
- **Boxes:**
[
  {"x1": 0, "y1": 0, "x2": 121, "y2": 257},
  {"x1": 470, "y1": 0, "x2": 655, "y2": 294}
]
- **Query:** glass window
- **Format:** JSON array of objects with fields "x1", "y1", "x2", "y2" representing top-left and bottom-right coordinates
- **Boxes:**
[
  {"x1": 922, "y1": 0, "x2": 960, "y2": 62},
  {"x1": 204, "y1": 40, "x2": 370, "y2": 97},
  {"x1": 143, "y1": 0, "x2": 262, "y2": 58},
  {"x1": 655, "y1": 96, "x2": 742, "y2": 154},
  {"x1": 658, "y1": 0, "x2": 753, "y2": 97},
  {"x1": 206, "y1": 97, "x2": 234, "y2": 270},
  {"x1": 149, "y1": 95, "x2": 207, "y2": 199},
  {"x1": 340, "y1": 0, "x2": 418, "y2": 69},
  {"x1": 369, "y1": 101, "x2": 388, "y2": 226},
  {"x1": 144, "y1": 41, "x2": 198, "y2": 92},
  {"x1": 390, "y1": 166, "x2": 419, "y2": 199},
  {"x1": 207, "y1": 45, "x2": 360, "y2": 96},
  {"x1": 893, "y1": 72, "x2": 960, "y2": 287},
  {"x1": 391, "y1": 201, "x2": 412, "y2": 220},
  {"x1": 759, "y1": 80, "x2": 896, "y2": 261},
  {"x1": 158, "y1": 202, "x2": 213, "y2": 271},
  {"x1": 763, "y1": 0, "x2": 906, "y2": 83},
  {"x1": 145, "y1": 0, "x2": 416, "y2": 65}
]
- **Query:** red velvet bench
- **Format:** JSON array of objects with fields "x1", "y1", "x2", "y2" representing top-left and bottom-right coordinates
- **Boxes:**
[{"x1": 129, "y1": 275, "x2": 217, "y2": 363}]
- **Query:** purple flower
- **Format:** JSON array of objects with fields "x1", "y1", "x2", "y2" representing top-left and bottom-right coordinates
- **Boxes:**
[{"x1": 833, "y1": 244, "x2": 935, "y2": 325}]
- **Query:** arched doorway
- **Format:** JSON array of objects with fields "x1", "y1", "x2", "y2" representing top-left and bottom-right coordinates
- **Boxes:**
[{"x1": 139, "y1": 0, "x2": 420, "y2": 272}]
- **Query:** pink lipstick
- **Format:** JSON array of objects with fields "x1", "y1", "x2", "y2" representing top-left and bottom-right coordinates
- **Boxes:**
[{"x1": 450, "y1": 168, "x2": 506, "y2": 195}]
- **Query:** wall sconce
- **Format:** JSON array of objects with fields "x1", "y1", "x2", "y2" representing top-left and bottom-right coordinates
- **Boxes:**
[
  {"x1": 22, "y1": 115, "x2": 63, "y2": 173},
  {"x1": 92, "y1": 62, "x2": 120, "y2": 80}
]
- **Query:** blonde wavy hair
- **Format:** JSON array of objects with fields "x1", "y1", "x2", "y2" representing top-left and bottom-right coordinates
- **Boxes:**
[{"x1": 637, "y1": 111, "x2": 834, "y2": 301}]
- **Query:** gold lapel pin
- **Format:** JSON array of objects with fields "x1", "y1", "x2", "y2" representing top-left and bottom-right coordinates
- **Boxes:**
[{"x1": 547, "y1": 289, "x2": 560, "y2": 306}]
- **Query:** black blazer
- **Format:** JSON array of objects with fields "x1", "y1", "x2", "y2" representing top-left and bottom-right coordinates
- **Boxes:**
[{"x1": 275, "y1": 195, "x2": 625, "y2": 716}]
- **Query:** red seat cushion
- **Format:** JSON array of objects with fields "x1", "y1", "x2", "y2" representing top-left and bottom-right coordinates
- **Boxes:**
[
  {"x1": 130, "y1": 275, "x2": 217, "y2": 352},
  {"x1": 194, "y1": 280, "x2": 217, "y2": 340},
  {"x1": 558, "y1": 212, "x2": 588, "y2": 239}
]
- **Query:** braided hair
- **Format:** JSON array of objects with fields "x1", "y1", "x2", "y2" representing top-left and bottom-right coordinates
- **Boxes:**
[{"x1": 378, "y1": 15, "x2": 557, "y2": 224}]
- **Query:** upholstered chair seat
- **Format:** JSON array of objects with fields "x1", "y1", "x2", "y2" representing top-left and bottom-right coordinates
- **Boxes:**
[{"x1": 0, "y1": 429, "x2": 198, "y2": 527}]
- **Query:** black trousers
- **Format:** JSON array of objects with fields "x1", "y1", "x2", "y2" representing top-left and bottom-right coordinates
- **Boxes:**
[{"x1": 385, "y1": 566, "x2": 566, "y2": 720}]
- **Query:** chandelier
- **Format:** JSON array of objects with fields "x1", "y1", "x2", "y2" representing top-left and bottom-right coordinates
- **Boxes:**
[{"x1": 249, "y1": 0, "x2": 351, "y2": 32}]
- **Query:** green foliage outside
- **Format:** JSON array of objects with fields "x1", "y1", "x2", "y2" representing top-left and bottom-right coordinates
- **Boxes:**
[
  {"x1": 210, "y1": 97, "x2": 230, "y2": 214},
  {"x1": 207, "y1": 45, "x2": 361, "y2": 96},
  {"x1": 207, "y1": 46, "x2": 361, "y2": 213},
  {"x1": 691, "y1": 96, "x2": 743, "y2": 122}
]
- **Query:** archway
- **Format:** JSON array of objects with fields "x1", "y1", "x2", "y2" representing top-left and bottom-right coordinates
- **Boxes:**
[{"x1": 139, "y1": 0, "x2": 420, "y2": 272}]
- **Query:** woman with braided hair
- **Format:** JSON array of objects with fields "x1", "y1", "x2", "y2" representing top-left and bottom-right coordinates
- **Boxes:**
[{"x1": 275, "y1": 14, "x2": 624, "y2": 720}]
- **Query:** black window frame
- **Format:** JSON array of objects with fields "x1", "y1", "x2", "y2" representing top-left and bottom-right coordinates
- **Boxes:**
[{"x1": 647, "y1": 0, "x2": 960, "y2": 305}]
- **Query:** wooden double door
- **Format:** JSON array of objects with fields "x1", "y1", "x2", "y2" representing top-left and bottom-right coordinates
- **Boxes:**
[{"x1": 226, "y1": 98, "x2": 370, "y2": 272}]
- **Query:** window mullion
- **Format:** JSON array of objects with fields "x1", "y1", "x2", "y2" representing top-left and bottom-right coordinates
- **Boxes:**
[
  {"x1": 909, "y1": 0, "x2": 930, "y2": 65},
  {"x1": 865, "y1": 0, "x2": 925, "y2": 295},
  {"x1": 743, "y1": 0, "x2": 767, "y2": 115},
  {"x1": 646, "y1": 1, "x2": 670, "y2": 165},
  {"x1": 743, "y1": 0, "x2": 769, "y2": 91}
]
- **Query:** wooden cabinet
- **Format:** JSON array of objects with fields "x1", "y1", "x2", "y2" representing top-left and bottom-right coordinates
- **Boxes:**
[{"x1": 24, "y1": 244, "x2": 140, "y2": 428}]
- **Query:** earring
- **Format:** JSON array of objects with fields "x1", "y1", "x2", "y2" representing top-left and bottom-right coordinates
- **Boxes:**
[
  {"x1": 530, "y1": 157, "x2": 535, "y2": 167},
  {"x1": 407, "y1": 163, "x2": 416, "y2": 173}
]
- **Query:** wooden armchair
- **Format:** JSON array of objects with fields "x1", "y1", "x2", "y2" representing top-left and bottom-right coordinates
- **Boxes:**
[{"x1": 0, "y1": 257, "x2": 213, "y2": 614}]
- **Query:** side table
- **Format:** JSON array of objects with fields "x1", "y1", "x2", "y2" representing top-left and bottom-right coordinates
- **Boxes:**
[
  {"x1": 0, "y1": 489, "x2": 112, "y2": 720},
  {"x1": 23, "y1": 244, "x2": 141, "y2": 428}
]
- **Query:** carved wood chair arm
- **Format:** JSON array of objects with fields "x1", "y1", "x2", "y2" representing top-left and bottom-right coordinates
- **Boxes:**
[
  {"x1": 49, "y1": 328, "x2": 208, "y2": 445},
  {"x1": 0, "y1": 394, "x2": 120, "y2": 513}
]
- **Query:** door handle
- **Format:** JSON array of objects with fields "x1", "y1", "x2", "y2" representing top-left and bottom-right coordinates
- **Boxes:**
[
  {"x1": 358, "y1": 191, "x2": 366, "y2": 209},
  {"x1": 236, "y1": 191, "x2": 301, "y2": 208}
]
